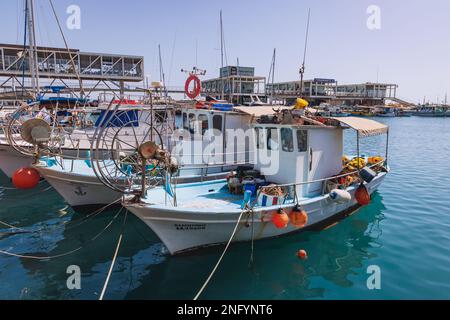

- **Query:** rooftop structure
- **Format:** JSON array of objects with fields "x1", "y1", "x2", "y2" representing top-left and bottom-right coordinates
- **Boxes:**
[
  {"x1": 201, "y1": 65, "x2": 266, "y2": 105},
  {"x1": 0, "y1": 43, "x2": 144, "y2": 82},
  {"x1": 266, "y1": 79, "x2": 398, "y2": 106}
]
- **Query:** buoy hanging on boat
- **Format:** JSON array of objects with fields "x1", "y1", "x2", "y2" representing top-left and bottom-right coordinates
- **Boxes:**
[
  {"x1": 329, "y1": 189, "x2": 352, "y2": 203},
  {"x1": 355, "y1": 184, "x2": 371, "y2": 206},
  {"x1": 289, "y1": 206, "x2": 308, "y2": 228},
  {"x1": 297, "y1": 249, "x2": 308, "y2": 260},
  {"x1": 184, "y1": 74, "x2": 201, "y2": 99},
  {"x1": 272, "y1": 209, "x2": 289, "y2": 228},
  {"x1": 12, "y1": 167, "x2": 40, "y2": 190}
]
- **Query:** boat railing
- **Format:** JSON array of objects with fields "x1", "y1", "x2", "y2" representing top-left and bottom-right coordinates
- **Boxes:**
[{"x1": 248, "y1": 160, "x2": 388, "y2": 212}]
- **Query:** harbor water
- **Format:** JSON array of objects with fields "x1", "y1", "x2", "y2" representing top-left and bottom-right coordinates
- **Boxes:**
[{"x1": 0, "y1": 116, "x2": 449, "y2": 299}]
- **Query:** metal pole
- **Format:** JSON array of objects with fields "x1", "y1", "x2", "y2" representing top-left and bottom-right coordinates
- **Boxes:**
[
  {"x1": 356, "y1": 131, "x2": 361, "y2": 175},
  {"x1": 385, "y1": 129, "x2": 389, "y2": 165},
  {"x1": 299, "y1": 8, "x2": 310, "y2": 97}
]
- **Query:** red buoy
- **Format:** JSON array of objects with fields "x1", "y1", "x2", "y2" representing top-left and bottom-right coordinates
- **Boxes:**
[
  {"x1": 290, "y1": 207, "x2": 308, "y2": 228},
  {"x1": 297, "y1": 249, "x2": 308, "y2": 260},
  {"x1": 272, "y1": 209, "x2": 289, "y2": 229},
  {"x1": 184, "y1": 75, "x2": 201, "y2": 99},
  {"x1": 355, "y1": 184, "x2": 370, "y2": 206},
  {"x1": 12, "y1": 167, "x2": 40, "y2": 190}
]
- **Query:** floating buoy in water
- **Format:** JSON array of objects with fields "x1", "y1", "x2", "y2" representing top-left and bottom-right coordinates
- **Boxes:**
[
  {"x1": 329, "y1": 189, "x2": 352, "y2": 203},
  {"x1": 12, "y1": 167, "x2": 40, "y2": 190},
  {"x1": 355, "y1": 184, "x2": 370, "y2": 205},
  {"x1": 289, "y1": 207, "x2": 308, "y2": 228},
  {"x1": 297, "y1": 249, "x2": 308, "y2": 260},
  {"x1": 272, "y1": 209, "x2": 289, "y2": 228}
]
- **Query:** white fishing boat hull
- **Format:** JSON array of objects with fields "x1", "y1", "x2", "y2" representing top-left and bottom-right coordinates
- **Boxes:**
[
  {"x1": 126, "y1": 172, "x2": 387, "y2": 255},
  {"x1": 0, "y1": 143, "x2": 34, "y2": 178},
  {"x1": 34, "y1": 165, "x2": 122, "y2": 207},
  {"x1": 34, "y1": 160, "x2": 233, "y2": 208}
]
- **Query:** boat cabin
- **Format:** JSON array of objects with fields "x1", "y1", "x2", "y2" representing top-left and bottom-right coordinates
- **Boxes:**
[
  {"x1": 252, "y1": 122, "x2": 343, "y2": 197},
  {"x1": 176, "y1": 108, "x2": 253, "y2": 166}
]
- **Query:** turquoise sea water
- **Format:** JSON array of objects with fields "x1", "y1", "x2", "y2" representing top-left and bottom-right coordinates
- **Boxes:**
[{"x1": 0, "y1": 116, "x2": 449, "y2": 299}]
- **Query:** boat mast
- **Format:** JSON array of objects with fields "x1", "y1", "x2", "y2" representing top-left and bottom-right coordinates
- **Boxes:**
[
  {"x1": 26, "y1": 0, "x2": 40, "y2": 97},
  {"x1": 267, "y1": 48, "x2": 276, "y2": 104},
  {"x1": 220, "y1": 10, "x2": 224, "y2": 100},
  {"x1": 299, "y1": 8, "x2": 310, "y2": 98}
]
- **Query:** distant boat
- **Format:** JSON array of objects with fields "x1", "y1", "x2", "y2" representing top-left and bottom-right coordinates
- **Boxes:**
[
  {"x1": 415, "y1": 105, "x2": 446, "y2": 117},
  {"x1": 376, "y1": 107, "x2": 396, "y2": 117},
  {"x1": 395, "y1": 109, "x2": 412, "y2": 117}
]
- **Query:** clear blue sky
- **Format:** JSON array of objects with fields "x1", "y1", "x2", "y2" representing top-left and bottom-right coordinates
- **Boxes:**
[{"x1": 1, "y1": 0, "x2": 449, "y2": 103}]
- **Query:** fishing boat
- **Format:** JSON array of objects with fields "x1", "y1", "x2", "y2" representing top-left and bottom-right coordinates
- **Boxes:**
[
  {"x1": 30, "y1": 104, "x2": 265, "y2": 208},
  {"x1": 349, "y1": 105, "x2": 376, "y2": 117},
  {"x1": 415, "y1": 104, "x2": 446, "y2": 117},
  {"x1": 114, "y1": 108, "x2": 390, "y2": 255},
  {"x1": 376, "y1": 106, "x2": 396, "y2": 117}
]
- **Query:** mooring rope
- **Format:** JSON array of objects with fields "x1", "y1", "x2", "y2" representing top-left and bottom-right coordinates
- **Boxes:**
[
  {"x1": 0, "y1": 198, "x2": 121, "y2": 234},
  {"x1": 193, "y1": 208, "x2": 247, "y2": 300},
  {"x1": 0, "y1": 207, "x2": 123, "y2": 260},
  {"x1": 99, "y1": 210, "x2": 128, "y2": 300}
]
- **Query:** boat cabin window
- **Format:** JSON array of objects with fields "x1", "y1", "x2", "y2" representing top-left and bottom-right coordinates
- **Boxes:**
[
  {"x1": 281, "y1": 128, "x2": 294, "y2": 152},
  {"x1": 254, "y1": 127, "x2": 264, "y2": 149},
  {"x1": 188, "y1": 113, "x2": 196, "y2": 134},
  {"x1": 182, "y1": 113, "x2": 188, "y2": 130},
  {"x1": 267, "y1": 127, "x2": 279, "y2": 151},
  {"x1": 198, "y1": 114, "x2": 209, "y2": 136},
  {"x1": 213, "y1": 115, "x2": 222, "y2": 134},
  {"x1": 296, "y1": 129, "x2": 308, "y2": 152}
]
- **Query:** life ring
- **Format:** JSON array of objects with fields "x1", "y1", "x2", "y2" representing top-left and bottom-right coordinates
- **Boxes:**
[{"x1": 184, "y1": 75, "x2": 201, "y2": 99}]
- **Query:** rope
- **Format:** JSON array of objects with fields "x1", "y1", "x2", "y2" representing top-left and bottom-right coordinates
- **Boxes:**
[
  {"x1": 99, "y1": 210, "x2": 128, "y2": 300},
  {"x1": 0, "y1": 207, "x2": 123, "y2": 260},
  {"x1": 248, "y1": 208, "x2": 255, "y2": 268},
  {"x1": 193, "y1": 208, "x2": 247, "y2": 300},
  {"x1": 0, "y1": 198, "x2": 121, "y2": 234}
]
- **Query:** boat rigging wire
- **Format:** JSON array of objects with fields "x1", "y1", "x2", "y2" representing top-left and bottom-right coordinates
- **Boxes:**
[
  {"x1": 0, "y1": 207, "x2": 124, "y2": 260},
  {"x1": 193, "y1": 208, "x2": 247, "y2": 300},
  {"x1": 48, "y1": 0, "x2": 84, "y2": 97},
  {"x1": 99, "y1": 209, "x2": 128, "y2": 300}
]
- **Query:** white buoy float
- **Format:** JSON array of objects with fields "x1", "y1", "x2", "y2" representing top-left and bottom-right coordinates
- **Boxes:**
[{"x1": 329, "y1": 189, "x2": 352, "y2": 203}]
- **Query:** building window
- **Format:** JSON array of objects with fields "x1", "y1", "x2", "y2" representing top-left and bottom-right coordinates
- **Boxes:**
[
  {"x1": 267, "y1": 127, "x2": 279, "y2": 151},
  {"x1": 297, "y1": 129, "x2": 307, "y2": 152},
  {"x1": 281, "y1": 128, "x2": 293, "y2": 152}
]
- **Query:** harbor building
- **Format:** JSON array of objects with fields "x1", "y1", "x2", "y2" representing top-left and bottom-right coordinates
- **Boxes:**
[
  {"x1": 266, "y1": 79, "x2": 399, "y2": 106},
  {"x1": 0, "y1": 43, "x2": 144, "y2": 101},
  {"x1": 201, "y1": 66, "x2": 266, "y2": 105}
]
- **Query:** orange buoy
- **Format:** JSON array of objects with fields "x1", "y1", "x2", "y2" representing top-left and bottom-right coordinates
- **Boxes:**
[
  {"x1": 272, "y1": 209, "x2": 289, "y2": 228},
  {"x1": 297, "y1": 249, "x2": 308, "y2": 260},
  {"x1": 289, "y1": 207, "x2": 308, "y2": 228},
  {"x1": 12, "y1": 167, "x2": 40, "y2": 190},
  {"x1": 355, "y1": 184, "x2": 370, "y2": 206}
]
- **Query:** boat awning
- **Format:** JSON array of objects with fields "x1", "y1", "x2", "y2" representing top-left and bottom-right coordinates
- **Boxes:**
[
  {"x1": 233, "y1": 106, "x2": 292, "y2": 117},
  {"x1": 331, "y1": 116, "x2": 388, "y2": 137}
]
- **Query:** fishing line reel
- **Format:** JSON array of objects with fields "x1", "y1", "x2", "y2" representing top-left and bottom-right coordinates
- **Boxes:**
[
  {"x1": 5, "y1": 103, "x2": 66, "y2": 161},
  {"x1": 90, "y1": 102, "x2": 178, "y2": 196}
]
